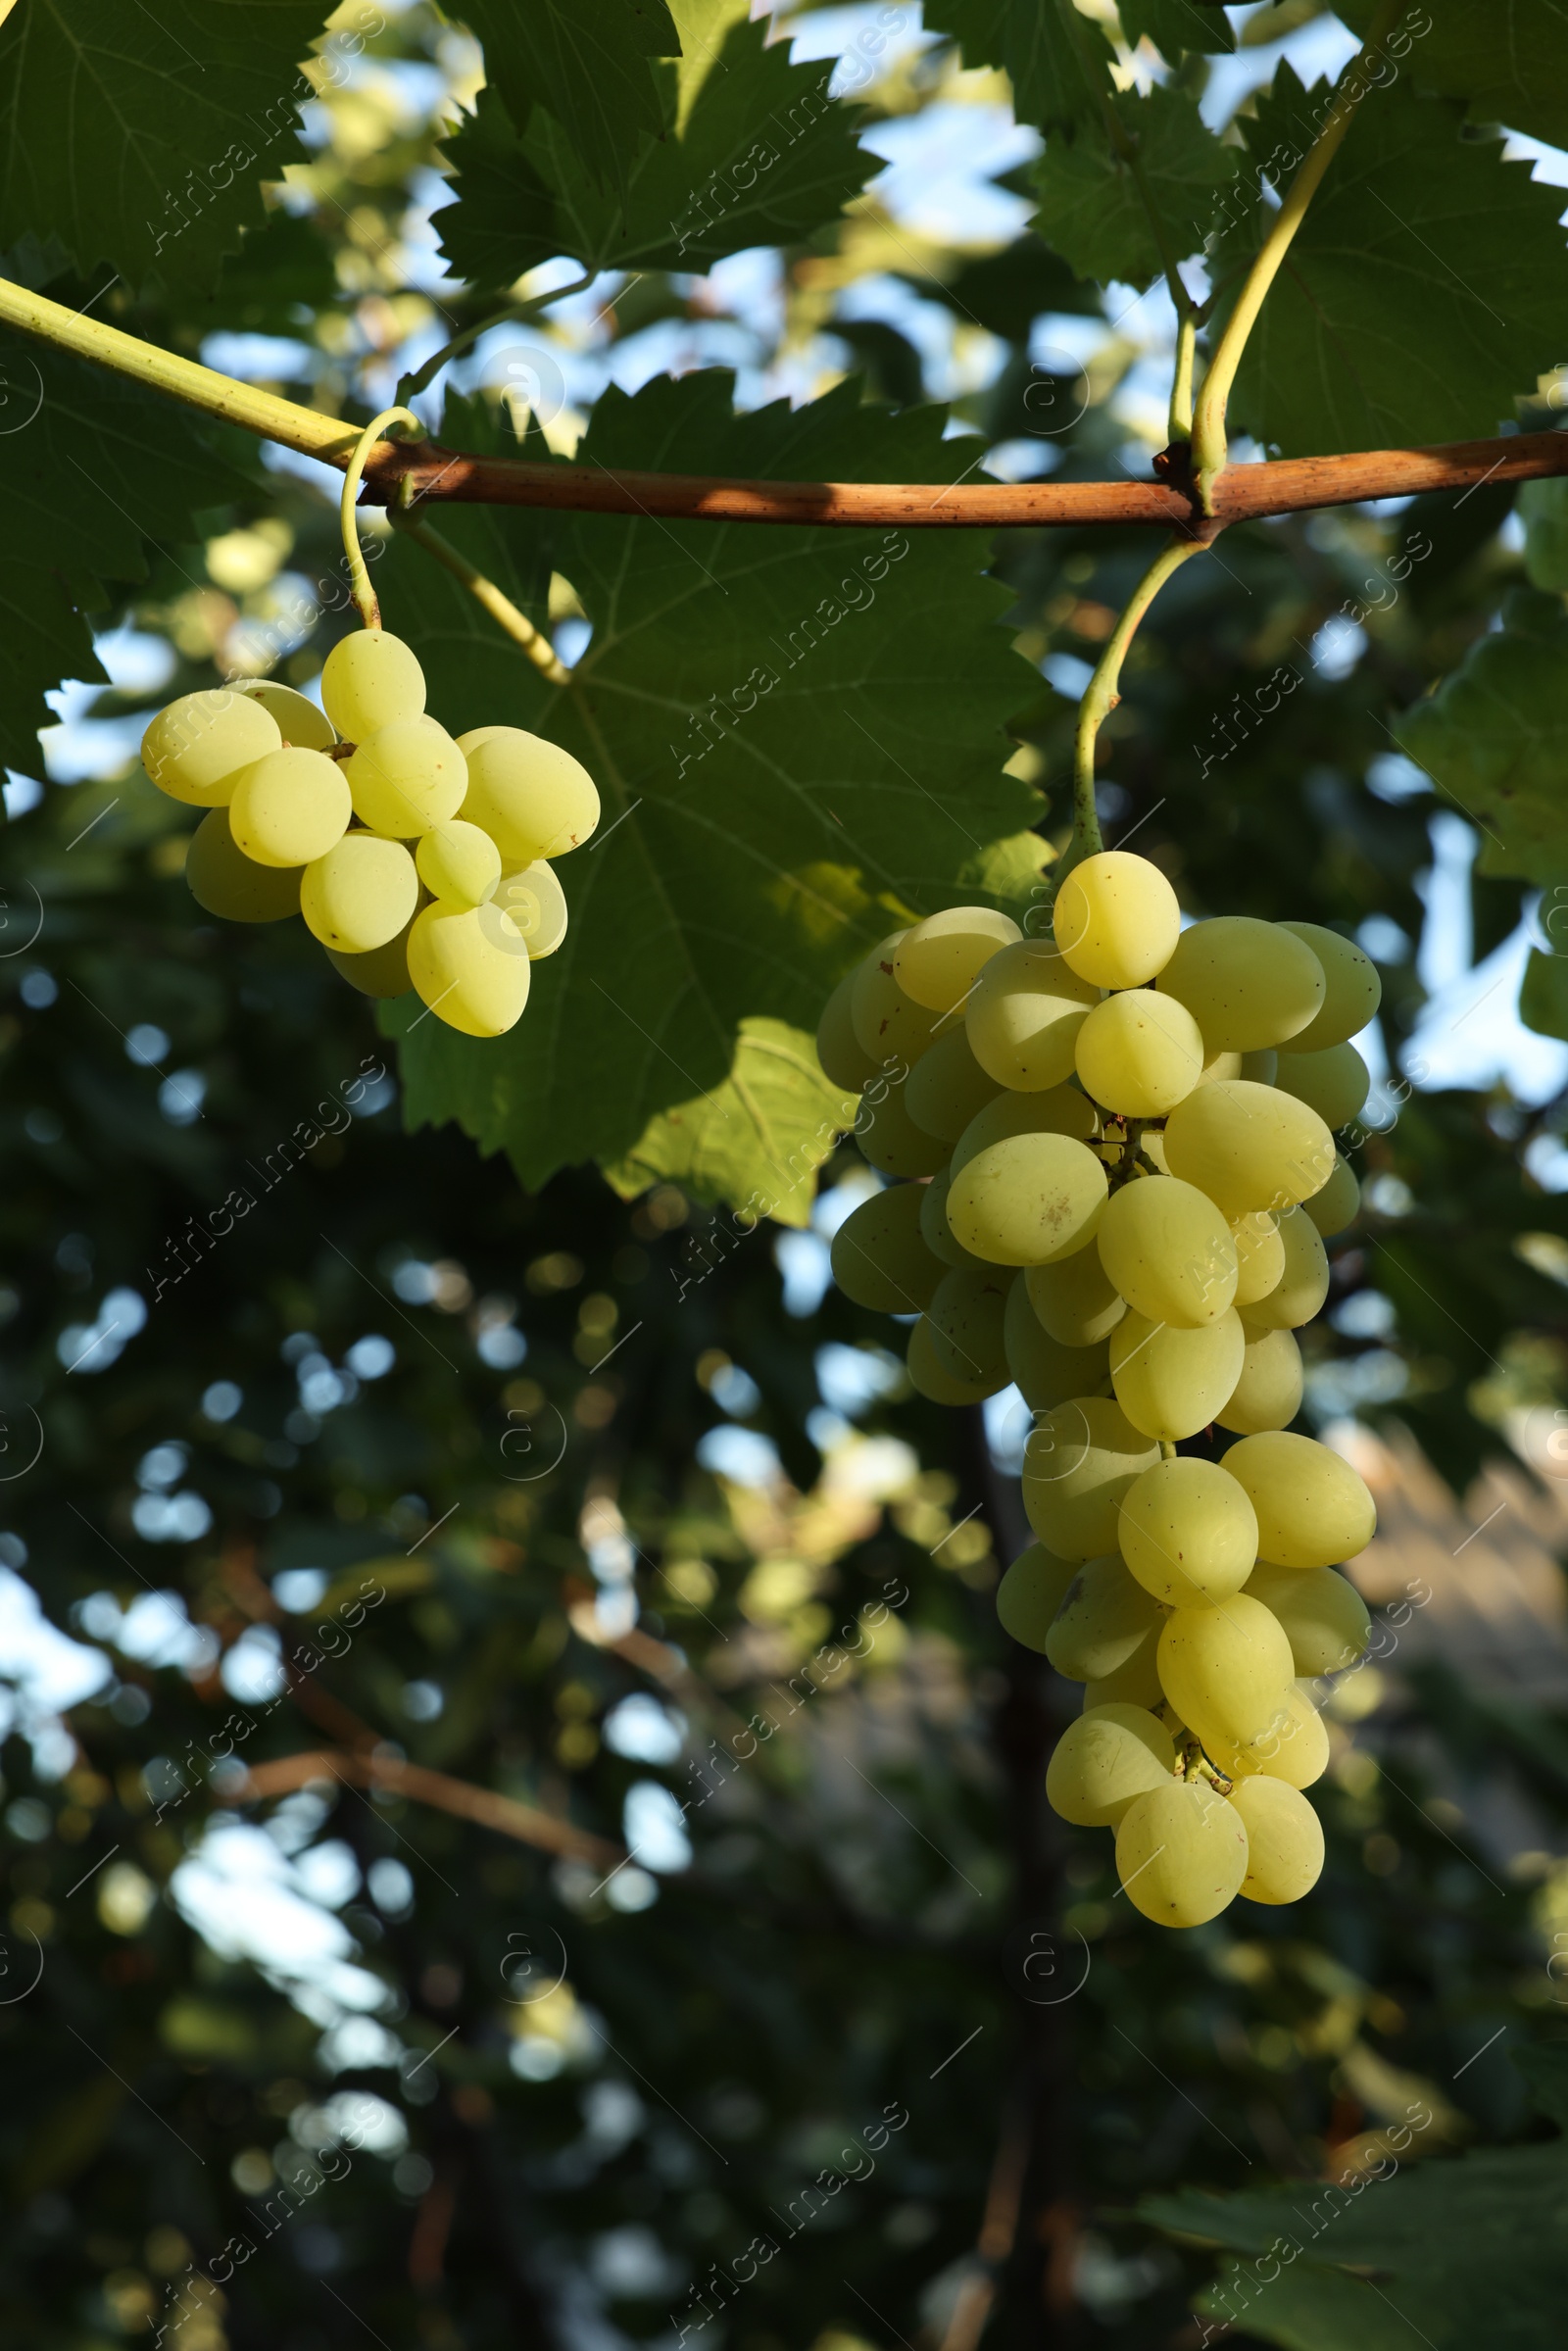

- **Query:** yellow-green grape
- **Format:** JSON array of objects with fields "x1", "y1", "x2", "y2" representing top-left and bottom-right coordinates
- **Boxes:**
[
  {"x1": 320, "y1": 626, "x2": 426, "y2": 740},
  {"x1": 1274, "y1": 1042, "x2": 1369, "y2": 1132},
  {"x1": 348, "y1": 717, "x2": 467, "y2": 837},
  {"x1": 850, "y1": 931, "x2": 942, "y2": 1067},
  {"x1": 228, "y1": 748, "x2": 352, "y2": 868},
  {"x1": 1114, "y1": 1780, "x2": 1250, "y2": 1928},
  {"x1": 921, "y1": 1167, "x2": 985, "y2": 1269},
  {"x1": 1003, "y1": 1277, "x2": 1109, "y2": 1411},
  {"x1": 328, "y1": 918, "x2": 415, "y2": 999},
  {"x1": 855, "y1": 1071, "x2": 949, "y2": 1180},
  {"x1": 1026, "y1": 1246, "x2": 1125, "y2": 1347},
  {"x1": 1095, "y1": 1173, "x2": 1237, "y2": 1329},
  {"x1": 1241, "y1": 1048, "x2": 1278, "y2": 1084},
  {"x1": 965, "y1": 939, "x2": 1100, "y2": 1091},
  {"x1": 1084, "y1": 1626, "x2": 1164, "y2": 1711},
  {"x1": 1074, "y1": 989, "x2": 1205, "y2": 1118},
  {"x1": 830, "y1": 1184, "x2": 943, "y2": 1313},
  {"x1": 1206, "y1": 1681, "x2": 1328, "y2": 1788},
  {"x1": 1227, "y1": 1777, "x2": 1324, "y2": 1904},
  {"x1": 951, "y1": 1082, "x2": 1098, "y2": 1177},
  {"x1": 893, "y1": 905, "x2": 1021, "y2": 1010},
  {"x1": 1199, "y1": 1048, "x2": 1243, "y2": 1087},
  {"x1": 1156, "y1": 917, "x2": 1326, "y2": 1051},
  {"x1": 1023, "y1": 1396, "x2": 1160, "y2": 1559},
  {"x1": 1245, "y1": 1560, "x2": 1371, "y2": 1676},
  {"x1": 142, "y1": 689, "x2": 282, "y2": 807},
  {"x1": 1216, "y1": 1325, "x2": 1302, "y2": 1436},
  {"x1": 491, "y1": 862, "x2": 568, "y2": 960},
  {"x1": 1245, "y1": 1207, "x2": 1329, "y2": 1332},
  {"x1": 184, "y1": 808, "x2": 302, "y2": 922},
  {"x1": 1053, "y1": 850, "x2": 1181, "y2": 989},
  {"x1": 905, "y1": 1025, "x2": 1002, "y2": 1140},
  {"x1": 457, "y1": 725, "x2": 600, "y2": 860},
  {"x1": 1045, "y1": 1553, "x2": 1165, "y2": 1682},
  {"x1": 906, "y1": 1313, "x2": 991, "y2": 1405},
  {"x1": 406, "y1": 901, "x2": 531, "y2": 1037},
  {"x1": 1110, "y1": 1308, "x2": 1246, "y2": 1443},
  {"x1": 922, "y1": 1265, "x2": 1011, "y2": 1393},
  {"x1": 1118, "y1": 1456, "x2": 1258, "y2": 1608},
  {"x1": 1141, "y1": 1128, "x2": 1169, "y2": 1174},
  {"x1": 1047, "y1": 1703, "x2": 1175, "y2": 1827},
  {"x1": 1163, "y1": 1079, "x2": 1336, "y2": 1218},
  {"x1": 236, "y1": 679, "x2": 337, "y2": 753},
  {"x1": 416, "y1": 820, "x2": 502, "y2": 909},
  {"x1": 996, "y1": 1542, "x2": 1079, "y2": 1652},
  {"x1": 1304, "y1": 1154, "x2": 1360, "y2": 1236},
  {"x1": 301, "y1": 832, "x2": 418, "y2": 954},
  {"x1": 1280, "y1": 920, "x2": 1381, "y2": 1051},
  {"x1": 1156, "y1": 1594, "x2": 1296, "y2": 1753},
  {"x1": 948, "y1": 1133, "x2": 1107, "y2": 1267},
  {"x1": 1222, "y1": 1431, "x2": 1376, "y2": 1569},
  {"x1": 816, "y1": 968, "x2": 880, "y2": 1093},
  {"x1": 1231, "y1": 1212, "x2": 1286, "y2": 1306}
]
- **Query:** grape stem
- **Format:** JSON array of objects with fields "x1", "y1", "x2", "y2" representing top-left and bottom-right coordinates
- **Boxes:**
[
  {"x1": 1070, "y1": 534, "x2": 1206, "y2": 860},
  {"x1": 341, "y1": 405, "x2": 422, "y2": 628},
  {"x1": 395, "y1": 272, "x2": 594, "y2": 405},
  {"x1": 390, "y1": 489, "x2": 570, "y2": 685}
]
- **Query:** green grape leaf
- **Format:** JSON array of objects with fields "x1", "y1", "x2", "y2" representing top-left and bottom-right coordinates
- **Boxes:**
[
  {"x1": 1519, "y1": 944, "x2": 1568, "y2": 1045},
  {"x1": 1393, "y1": 591, "x2": 1568, "y2": 884},
  {"x1": 1339, "y1": 0, "x2": 1568, "y2": 148},
  {"x1": 458, "y1": 0, "x2": 680, "y2": 196},
  {"x1": 1032, "y1": 84, "x2": 1239, "y2": 289},
  {"x1": 1213, "y1": 68, "x2": 1568, "y2": 456},
  {"x1": 0, "y1": 1, "x2": 329, "y2": 293},
  {"x1": 1118, "y1": 0, "x2": 1235, "y2": 58},
  {"x1": 1517, "y1": 477, "x2": 1568, "y2": 592},
  {"x1": 920, "y1": 0, "x2": 1116, "y2": 137},
  {"x1": 377, "y1": 383, "x2": 1040, "y2": 1209},
  {"x1": 439, "y1": 0, "x2": 875, "y2": 288},
  {"x1": 900, "y1": 232, "x2": 1101, "y2": 342}
]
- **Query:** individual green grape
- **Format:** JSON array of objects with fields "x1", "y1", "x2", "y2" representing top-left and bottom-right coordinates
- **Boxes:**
[
  {"x1": 1084, "y1": 1626, "x2": 1164, "y2": 1711},
  {"x1": 1216, "y1": 1324, "x2": 1302, "y2": 1435},
  {"x1": 237, "y1": 679, "x2": 337, "y2": 753},
  {"x1": 1205, "y1": 1681, "x2": 1328, "y2": 1788},
  {"x1": 1141, "y1": 1128, "x2": 1169, "y2": 1173},
  {"x1": 965, "y1": 940, "x2": 1100, "y2": 1091},
  {"x1": 1045, "y1": 1553, "x2": 1165, "y2": 1681},
  {"x1": 328, "y1": 917, "x2": 416, "y2": 999},
  {"x1": 1279, "y1": 920, "x2": 1381, "y2": 1051},
  {"x1": 184, "y1": 808, "x2": 302, "y2": 922},
  {"x1": 830, "y1": 1184, "x2": 944, "y2": 1312},
  {"x1": 490, "y1": 862, "x2": 568, "y2": 959},
  {"x1": 1244, "y1": 1206, "x2": 1329, "y2": 1331},
  {"x1": 456, "y1": 724, "x2": 600, "y2": 859},
  {"x1": 996, "y1": 1542, "x2": 1079, "y2": 1652},
  {"x1": 894, "y1": 905, "x2": 1021, "y2": 1009},
  {"x1": 1047, "y1": 1703, "x2": 1175, "y2": 1827},
  {"x1": 1199, "y1": 1048, "x2": 1243, "y2": 1086},
  {"x1": 1095, "y1": 1173, "x2": 1237, "y2": 1328},
  {"x1": 1026, "y1": 1244, "x2": 1125, "y2": 1347},
  {"x1": 1003, "y1": 1277, "x2": 1109, "y2": 1411},
  {"x1": 855, "y1": 1070, "x2": 950, "y2": 1179},
  {"x1": 1240, "y1": 1049, "x2": 1278, "y2": 1084},
  {"x1": 228, "y1": 748, "x2": 352, "y2": 868},
  {"x1": 407, "y1": 901, "x2": 531, "y2": 1037},
  {"x1": 1118, "y1": 1456, "x2": 1258, "y2": 1608},
  {"x1": 1303, "y1": 1154, "x2": 1360, "y2": 1236},
  {"x1": 1110, "y1": 1308, "x2": 1246, "y2": 1443},
  {"x1": 1222, "y1": 1431, "x2": 1376, "y2": 1568},
  {"x1": 1074, "y1": 988, "x2": 1205, "y2": 1117},
  {"x1": 1023, "y1": 1396, "x2": 1160, "y2": 1559},
  {"x1": 1053, "y1": 850, "x2": 1181, "y2": 989},
  {"x1": 906, "y1": 1312, "x2": 992, "y2": 1405},
  {"x1": 348, "y1": 717, "x2": 467, "y2": 837},
  {"x1": 1156, "y1": 917, "x2": 1326, "y2": 1051},
  {"x1": 320, "y1": 626, "x2": 426, "y2": 740},
  {"x1": 947, "y1": 1132, "x2": 1107, "y2": 1266},
  {"x1": 1227, "y1": 1776, "x2": 1324, "y2": 1904},
  {"x1": 922, "y1": 1265, "x2": 1011, "y2": 1393},
  {"x1": 143, "y1": 689, "x2": 282, "y2": 808},
  {"x1": 1156, "y1": 1594, "x2": 1296, "y2": 1752},
  {"x1": 905, "y1": 1026, "x2": 1002, "y2": 1140},
  {"x1": 1245, "y1": 1560, "x2": 1371, "y2": 1676},
  {"x1": 816, "y1": 968, "x2": 880, "y2": 1093},
  {"x1": 1231, "y1": 1211, "x2": 1286, "y2": 1305},
  {"x1": 1273, "y1": 1042, "x2": 1370, "y2": 1131},
  {"x1": 920, "y1": 1167, "x2": 981, "y2": 1268},
  {"x1": 850, "y1": 931, "x2": 943, "y2": 1066},
  {"x1": 951, "y1": 1082, "x2": 1099, "y2": 1177},
  {"x1": 416, "y1": 819, "x2": 502, "y2": 908},
  {"x1": 1114, "y1": 1779, "x2": 1250, "y2": 1928},
  {"x1": 1163, "y1": 1079, "x2": 1336, "y2": 1217},
  {"x1": 301, "y1": 832, "x2": 418, "y2": 954}
]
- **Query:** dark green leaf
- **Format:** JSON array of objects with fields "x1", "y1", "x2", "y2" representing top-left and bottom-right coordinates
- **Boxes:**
[
  {"x1": 921, "y1": 0, "x2": 1116, "y2": 136},
  {"x1": 1519, "y1": 945, "x2": 1568, "y2": 1042},
  {"x1": 1517, "y1": 477, "x2": 1568, "y2": 592},
  {"x1": 898, "y1": 232, "x2": 1101, "y2": 340},
  {"x1": 459, "y1": 0, "x2": 680, "y2": 196},
  {"x1": 1339, "y1": 0, "x2": 1568, "y2": 148},
  {"x1": 1032, "y1": 84, "x2": 1239, "y2": 288},
  {"x1": 1119, "y1": 0, "x2": 1235, "y2": 57}
]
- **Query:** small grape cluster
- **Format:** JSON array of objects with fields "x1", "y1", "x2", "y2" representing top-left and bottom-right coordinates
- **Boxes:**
[
  {"x1": 141, "y1": 628, "x2": 600, "y2": 1036},
  {"x1": 818, "y1": 849, "x2": 1386, "y2": 1928}
]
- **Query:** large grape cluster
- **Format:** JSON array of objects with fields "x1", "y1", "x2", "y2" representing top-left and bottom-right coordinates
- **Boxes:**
[
  {"x1": 141, "y1": 630, "x2": 600, "y2": 1036},
  {"x1": 818, "y1": 851, "x2": 1384, "y2": 1928}
]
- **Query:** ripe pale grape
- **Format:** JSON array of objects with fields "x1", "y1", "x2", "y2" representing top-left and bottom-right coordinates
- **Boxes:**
[
  {"x1": 1163, "y1": 1079, "x2": 1335, "y2": 1216},
  {"x1": 947, "y1": 1132, "x2": 1107, "y2": 1266},
  {"x1": 1245, "y1": 1560, "x2": 1372, "y2": 1675},
  {"x1": 1073, "y1": 989, "x2": 1205, "y2": 1117},
  {"x1": 1199, "y1": 1048, "x2": 1243, "y2": 1086},
  {"x1": 1110, "y1": 1307, "x2": 1246, "y2": 1442},
  {"x1": 1023, "y1": 1396, "x2": 1160, "y2": 1558},
  {"x1": 1047, "y1": 1703, "x2": 1175, "y2": 1827},
  {"x1": 457, "y1": 725, "x2": 600, "y2": 860},
  {"x1": 348, "y1": 716, "x2": 467, "y2": 836},
  {"x1": 1206, "y1": 1681, "x2": 1328, "y2": 1788},
  {"x1": 321, "y1": 626, "x2": 426, "y2": 739},
  {"x1": 1231, "y1": 1211, "x2": 1286, "y2": 1305},
  {"x1": 228, "y1": 747, "x2": 352, "y2": 868},
  {"x1": 965, "y1": 940, "x2": 1100, "y2": 1091},
  {"x1": 1279, "y1": 921, "x2": 1381, "y2": 1051},
  {"x1": 850, "y1": 931, "x2": 942, "y2": 1066},
  {"x1": 1026, "y1": 1245, "x2": 1125, "y2": 1347},
  {"x1": 1053, "y1": 850, "x2": 1180, "y2": 989},
  {"x1": 491, "y1": 862, "x2": 568, "y2": 959},
  {"x1": 1274, "y1": 1042, "x2": 1370, "y2": 1131},
  {"x1": 1157, "y1": 917, "x2": 1325, "y2": 1050},
  {"x1": 328, "y1": 920, "x2": 416, "y2": 999},
  {"x1": 951, "y1": 1083, "x2": 1099, "y2": 1177},
  {"x1": 237, "y1": 679, "x2": 337, "y2": 753},
  {"x1": 416, "y1": 819, "x2": 502, "y2": 908},
  {"x1": 1303, "y1": 1154, "x2": 1360, "y2": 1236},
  {"x1": 1114, "y1": 1780, "x2": 1250, "y2": 1927},
  {"x1": 855, "y1": 1072, "x2": 949, "y2": 1179},
  {"x1": 1222, "y1": 1432, "x2": 1376, "y2": 1568},
  {"x1": 1216, "y1": 1324, "x2": 1302, "y2": 1435},
  {"x1": 906, "y1": 1312, "x2": 991, "y2": 1405},
  {"x1": 894, "y1": 905, "x2": 1020, "y2": 1009},
  {"x1": 996, "y1": 1543, "x2": 1079, "y2": 1652},
  {"x1": 1244, "y1": 1207, "x2": 1329, "y2": 1331},
  {"x1": 184, "y1": 808, "x2": 301, "y2": 921},
  {"x1": 1084, "y1": 1627, "x2": 1164, "y2": 1711},
  {"x1": 1156, "y1": 1594, "x2": 1296, "y2": 1752},
  {"x1": 920, "y1": 1168, "x2": 985, "y2": 1268},
  {"x1": 923, "y1": 1266, "x2": 1010, "y2": 1393},
  {"x1": 143, "y1": 690, "x2": 281, "y2": 807},
  {"x1": 1241, "y1": 1049, "x2": 1278, "y2": 1084},
  {"x1": 816, "y1": 969, "x2": 881, "y2": 1093},
  {"x1": 830, "y1": 1185, "x2": 943, "y2": 1312},
  {"x1": 407, "y1": 901, "x2": 531, "y2": 1036},
  {"x1": 1228, "y1": 1777, "x2": 1324, "y2": 1904},
  {"x1": 1095, "y1": 1173, "x2": 1237, "y2": 1328},
  {"x1": 1003, "y1": 1278, "x2": 1109, "y2": 1410},
  {"x1": 1118, "y1": 1457, "x2": 1258, "y2": 1608},
  {"x1": 301, "y1": 832, "x2": 418, "y2": 954},
  {"x1": 1045, "y1": 1553, "x2": 1165, "y2": 1682},
  {"x1": 905, "y1": 1026, "x2": 1002, "y2": 1140}
]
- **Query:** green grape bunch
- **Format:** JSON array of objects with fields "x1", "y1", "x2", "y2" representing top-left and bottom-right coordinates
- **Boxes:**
[
  {"x1": 817, "y1": 850, "x2": 1385, "y2": 1928},
  {"x1": 139, "y1": 630, "x2": 600, "y2": 1036}
]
